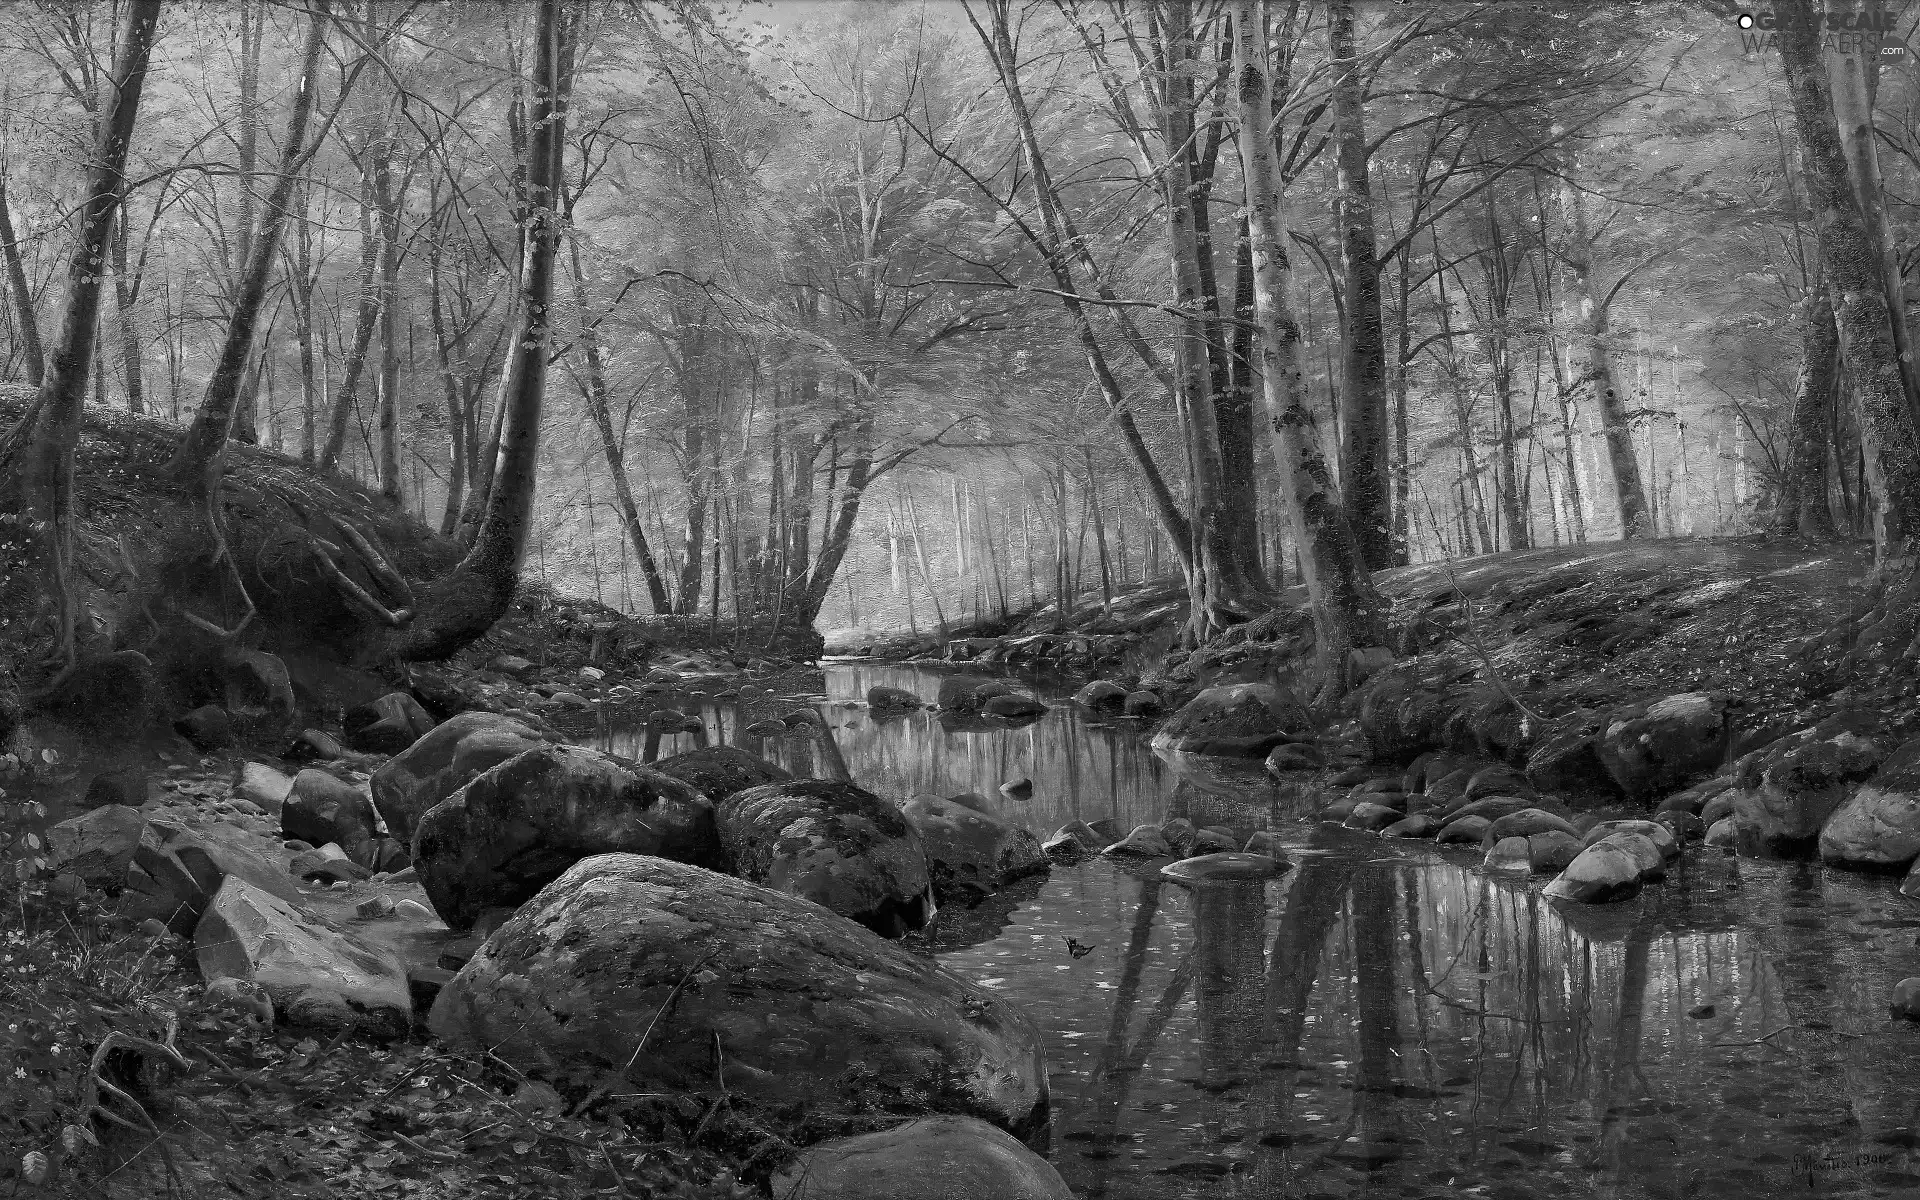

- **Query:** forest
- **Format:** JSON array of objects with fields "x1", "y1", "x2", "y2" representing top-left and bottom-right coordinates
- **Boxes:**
[{"x1": 6, "y1": 2, "x2": 1920, "y2": 1199}]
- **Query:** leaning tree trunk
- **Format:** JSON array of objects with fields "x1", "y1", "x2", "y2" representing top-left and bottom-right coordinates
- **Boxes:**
[
  {"x1": 373, "y1": 132, "x2": 404, "y2": 503},
  {"x1": 391, "y1": 0, "x2": 577, "y2": 660},
  {"x1": 1772, "y1": 277, "x2": 1839, "y2": 537},
  {"x1": 1329, "y1": 0, "x2": 1393, "y2": 568},
  {"x1": 319, "y1": 168, "x2": 384, "y2": 471},
  {"x1": 170, "y1": 2, "x2": 330, "y2": 494},
  {"x1": 0, "y1": 0, "x2": 161, "y2": 676},
  {"x1": 1233, "y1": 0, "x2": 1383, "y2": 698},
  {"x1": 1557, "y1": 155, "x2": 1652, "y2": 540},
  {"x1": 111, "y1": 215, "x2": 144, "y2": 413},
  {"x1": 0, "y1": 177, "x2": 43, "y2": 387},
  {"x1": 1779, "y1": 0, "x2": 1920, "y2": 556}
]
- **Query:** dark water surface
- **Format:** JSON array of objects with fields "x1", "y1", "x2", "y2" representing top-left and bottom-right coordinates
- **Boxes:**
[{"x1": 599, "y1": 662, "x2": 1920, "y2": 1198}]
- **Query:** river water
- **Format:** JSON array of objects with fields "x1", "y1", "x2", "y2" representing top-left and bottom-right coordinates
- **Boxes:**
[{"x1": 613, "y1": 659, "x2": 1920, "y2": 1199}]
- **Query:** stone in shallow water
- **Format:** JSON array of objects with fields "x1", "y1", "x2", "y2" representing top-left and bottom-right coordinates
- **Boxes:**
[
  {"x1": 900, "y1": 795, "x2": 1047, "y2": 903},
  {"x1": 1528, "y1": 830, "x2": 1584, "y2": 873},
  {"x1": 1103, "y1": 825, "x2": 1172, "y2": 857},
  {"x1": 721, "y1": 780, "x2": 934, "y2": 938},
  {"x1": 1583, "y1": 818, "x2": 1679, "y2": 861},
  {"x1": 1599, "y1": 830, "x2": 1666, "y2": 880},
  {"x1": 1345, "y1": 802, "x2": 1404, "y2": 833},
  {"x1": 1150, "y1": 683, "x2": 1309, "y2": 758},
  {"x1": 1073, "y1": 680, "x2": 1127, "y2": 710},
  {"x1": 1483, "y1": 836, "x2": 1532, "y2": 875},
  {"x1": 1891, "y1": 978, "x2": 1920, "y2": 1021},
  {"x1": 1487, "y1": 808, "x2": 1578, "y2": 844},
  {"x1": 1706, "y1": 816, "x2": 1739, "y2": 849},
  {"x1": 1819, "y1": 738, "x2": 1920, "y2": 870},
  {"x1": 1381, "y1": 814, "x2": 1439, "y2": 839},
  {"x1": 1435, "y1": 815, "x2": 1492, "y2": 846},
  {"x1": 1161, "y1": 853, "x2": 1289, "y2": 886},
  {"x1": 1243, "y1": 830, "x2": 1282, "y2": 855},
  {"x1": 1543, "y1": 840, "x2": 1643, "y2": 904}
]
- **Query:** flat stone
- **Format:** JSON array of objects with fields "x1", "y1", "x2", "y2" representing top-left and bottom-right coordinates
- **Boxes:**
[
  {"x1": 1161, "y1": 852, "x2": 1288, "y2": 885},
  {"x1": 235, "y1": 763, "x2": 295, "y2": 815},
  {"x1": 195, "y1": 877, "x2": 411, "y2": 1038}
]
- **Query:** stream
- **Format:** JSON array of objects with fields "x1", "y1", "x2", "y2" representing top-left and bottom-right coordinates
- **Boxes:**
[{"x1": 593, "y1": 660, "x2": 1920, "y2": 1200}]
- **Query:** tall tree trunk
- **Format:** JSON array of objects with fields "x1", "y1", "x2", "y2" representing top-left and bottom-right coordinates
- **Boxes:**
[
  {"x1": 676, "y1": 374, "x2": 711, "y2": 615},
  {"x1": 373, "y1": 131, "x2": 403, "y2": 503},
  {"x1": 291, "y1": 179, "x2": 318, "y2": 462},
  {"x1": 1779, "y1": 0, "x2": 1920, "y2": 554},
  {"x1": 111, "y1": 211, "x2": 143, "y2": 413},
  {"x1": 1557, "y1": 151, "x2": 1652, "y2": 539},
  {"x1": 568, "y1": 232, "x2": 672, "y2": 614},
  {"x1": 1329, "y1": 0, "x2": 1392, "y2": 567},
  {"x1": 0, "y1": 0, "x2": 160, "y2": 675},
  {"x1": 1223, "y1": 223, "x2": 1268, "y2": 583},
  {"x1": 1773, "y1": 277, "x2": 1840, "y2": 536},
  {"x1": 1155, "y1": 0, "x2": 1247, "y2": 641},
  {"x1": 393, "y1": 0, "x2": 578, "y2": 659},
  {"x1": 0, "y1": 177, "x2": 43, "y2": 387},
  {"x1": 171, "y1": 3, "x2": 330, "y2": 490},
  {"x1": 1233, "y1": 0, "x2": 1384, "y2": 697},
  {"x1": 320, "y1": 167, "x2": 384, "y2": 470}
]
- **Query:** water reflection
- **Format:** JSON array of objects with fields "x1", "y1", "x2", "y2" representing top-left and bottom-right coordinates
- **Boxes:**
[{"x1": 591, "y1": 662, "x2": 1920, "y2": 1199}]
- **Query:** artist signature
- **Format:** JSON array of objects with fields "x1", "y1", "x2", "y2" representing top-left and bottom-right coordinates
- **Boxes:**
[{"x1": 1786, "y1": 1149, "x2": 1901, "y2": 1179}]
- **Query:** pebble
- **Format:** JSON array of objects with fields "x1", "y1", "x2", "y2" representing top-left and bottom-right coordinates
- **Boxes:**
[{"x1": 395, "y1": 899, "x2": 433, "y2": 920}]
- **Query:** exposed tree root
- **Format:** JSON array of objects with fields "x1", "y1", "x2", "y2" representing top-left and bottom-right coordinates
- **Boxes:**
[
  {"x1": 283, "y1": 497, "x2": 416, "y2": 628},
  {"x1": 171, "y1": 494, "x2": 257, "y2": 640}
]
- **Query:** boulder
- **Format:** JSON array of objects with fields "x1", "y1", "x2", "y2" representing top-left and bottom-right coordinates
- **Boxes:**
[
  {"x1": 1819, "y1": 736, "x2": 1920, "y2": 870},
  {"x1": 235, "y1": 763, "x2": 295, "y2": 815},
  {"x1": 369, "y1": 712, "x2": 546, "y2": 844},
  {"x1": 344, "y1": 693, "x2": 437, "y2": 756},
  {"x1": 196, "y1": 877, "x2": 411, "y2": 1039},
  {"x1": 1595, "y1": 692, "x2": 1728, "y2": 797},
  {"x1": 1483, "y1": 836, "x2": 1532, "y2": 875},
  {"x1": 1705, "y1": 816, "x2": 1739, "y2": 848},
  {"x1": 652, "y1": 746, "x2": 793, "y2": 805},
  {"x1": 119, "y1": 816, "x2": 304, "y2": 936},
  {"x1": 1891, "y1": 978, "x2": 1920, "y2": 1022},
  {"x1": 1103, "y1": 824, "x2": 1173, "y2": 857},
  {"x1": 281, "y1": 770, "x2": 378, "y2": 865},
  {"x1": 1462, "y1": 765, "x2": 1535, "y2": 802},
  {"x1": 1382, "y1": 814, "x2": 1440, "y2": 839},
  {"x1": 1700, "y1": 791, "x2": 1738, "y2": 826},
  {"x1": 1486, "y1": 808, "x2": 1579, "y2": 844},
  {"x1": 1435, "y1": 815, "x2": 1492, "y2": 846},
  {"x1": 1121, "y1": 691, "x2": 1163, "y2": 717},
  {"x1": 1150, "y1": 683, "x2": 1309, "y2": 758},
  {"x1": 937, "y1": 675, "x2": 1015, "y2": 713},
  {"x1": 286, "y1": 729, "x2": 352, "y2": 763},
  {"x1": 1599, "y1": 831, "x2": 1666, "y2": 881},
  {"x1": 1582, "y1": 819, "x2": 1679, "y2": 861},
  {"x1": 983, "y1": 693, "x2": 1047, "y2": 719},
  {"x1": 718, "y1": 780, "x2": 935, "y2": 938},
  {"x1": 223, "y1": 649, "x2": 296, "y2": 719},
  {"x1": 1529, "y1": 830, "x2": 1584, "y2": 873},
  {"x1": 413, "y1": 745, "x2": 719, "y2": 931},
  {"x1": 1657, "y1": 810, "x2": 1705, "y2": 843},
  {"x1": 1523, "y1": 720, "x2": 1613, "y2": 795},
  {"x1": 1439, "y1": 795, "x2": 1539, "y2": 825},
  {"x1": 1730, "y1": 728, "x2": 1882, "y2": 852},
  {"x1": 290, "y1": 850, "x2": 368, "y2": 885},
  {"x1": 427, "y1": 855, "x2": 1049, "y2": 1141},
  {"x1": 1073, "y1": 681, "x2": 1128, "y2": 710},
  {"x1": 1243, "y1": 830, "x2": 1282, "y2": 855},
  {"x1": 1159, "y1": 818, "x2": 1196, "y2": 856},
  {"x1": 1345, "y1": 802, "x2": 1404, "y2": 832},
  {"x1": 1543, "y1": 841, "x2": 1644, "y2": 904},
  {"x1": 1191, "y1": 826, "x2": 1237, "y2": 854},
  {"x1": 771, "y1": 1116, "x2": 1071, "y2": 1200},
  {"x1": 867, "y1": 685, "x2": 923, "y2": 710},
  {"x1": 1042, "y1": 829, "x2": 1092, "y2": 862},
  {"x1": 174, "y1": 705, "x2": 233, "y2": 751},
  {"x1": 1265, "y1": 743, "x2": 1324, "y2": 773},
  {"x1": 901, "y1": 796, "x2": 1047, "y2": 903},
  {"x1": 79, "y1": 769, "x2": 148, "y2": 811},
  {"x1": 47, "y1": 806, "x2": 157, "y2": 891}
]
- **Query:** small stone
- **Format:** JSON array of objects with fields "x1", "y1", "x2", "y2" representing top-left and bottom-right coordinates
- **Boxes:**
[
  {"x1": 1483, "y1": 835, "x2": 1532, "y2": 875},
  {"x1": 1435, "y1": 815, "x2": 1493, "y2": 845},
  {"x1": 1243, "y1": 830, "x2": 1282, "y2": 855},
  {"x1": 999, "y1": 777, "x2": 1034, "y2": 801},
  {"x1": 1103, "y1": 825, "x2": 1173, "y2": 857},
  {"x1": 355, "y1": 896, "x2": 396, "y2": 919},
  {"x1": 1891, "y1": 978, "x2": 1920, "y2": 1021},
  {"x1": 1345, "y1": 802, "x2": 1404, "y2": 832},
  {"x1": 1528, "y1": 830, "x2": 1583, "y2": 873},
  {"x1": 1705, "y1": 816, "x2": 1739, "y2": 849},
  {"x1": 1161, "y1": 853, "x2": 1289, "y2": 885},
  {"x1": 1381, "y1": 814, "x2": 1440, "y2": 839},
  {"x1": 395, "y1": 899, "x2": 434, "y2": 920},
  {"x1": 1688, "y1": 1003, "x2": 1716, "y2": 1019}
]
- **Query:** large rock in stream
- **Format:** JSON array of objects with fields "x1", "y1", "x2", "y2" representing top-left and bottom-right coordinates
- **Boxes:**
[
  {"x1": 1730, "y1": 720, "x2": 1883, "y2": 853},
  {"x1": 370, "y1": 711, "x2": 546, "y2": 844},
  {"x1": 412, "y1": 744, "x2": 718, "y2": 930},
  {"x1": 899, "y1": 795, "x2": 1047, "y2": 903},
  {"x1": 1150, "y1": 683, "x2": 1310, "y2": 758},
  {"x1": 427, "y1": 854, "x2": 1049, "y2": 1142},
  {"x1": 1819, "y1": 736, "x2": 1920, "y2": 870},
  {"x1": 1594, "y1": 692, "x2": 1728, "y2": 797},
  {"x1": 717, "y1": 780, "x2": 935, "y2": 937}
]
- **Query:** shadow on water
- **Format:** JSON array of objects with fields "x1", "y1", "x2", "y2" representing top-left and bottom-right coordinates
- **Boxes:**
[{"x1": 593, "y1": 662, "x2": 1920, "y2": 1199}]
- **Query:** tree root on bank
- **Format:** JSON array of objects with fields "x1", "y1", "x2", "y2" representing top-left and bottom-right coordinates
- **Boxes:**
[
  {"x1": 284, "y1": 497, "x2": 416, "y2": 628},
  {"x1": 171, "y1": 494, "x2": 257, "y2": 641}
]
